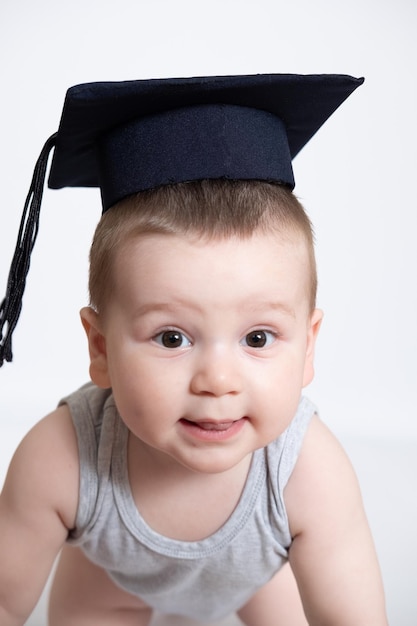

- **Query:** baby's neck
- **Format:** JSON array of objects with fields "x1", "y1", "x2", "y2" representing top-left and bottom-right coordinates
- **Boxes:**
[{"x1": 127, "y1": 433, "x2": 253, "y2": 541}]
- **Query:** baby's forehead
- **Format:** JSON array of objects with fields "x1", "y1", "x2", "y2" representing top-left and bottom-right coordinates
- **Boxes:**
[
  {"x1": 110, "y1": 229, "x2": 313, "y2": 318},
  {"x1": 116, "y1": 228, "x2": 311, "y2": 276}
]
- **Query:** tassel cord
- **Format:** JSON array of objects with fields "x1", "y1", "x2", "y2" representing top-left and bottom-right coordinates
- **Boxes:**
[{"x1": 0, "y1": 133, "x2": 57, "y2": 365}]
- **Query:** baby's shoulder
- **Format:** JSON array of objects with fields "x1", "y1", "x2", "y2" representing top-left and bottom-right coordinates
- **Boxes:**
[
  {"x1": 2, "y1": 404, "x2": 80, "y2": 531},
  {"x1": 284, "y1": 415, "x2": 362, "y2": 536}
]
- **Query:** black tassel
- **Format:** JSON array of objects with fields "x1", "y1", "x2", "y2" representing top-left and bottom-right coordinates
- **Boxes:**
[{"x1": 0, "y1": 133, "x2": 57, "y2": 366}]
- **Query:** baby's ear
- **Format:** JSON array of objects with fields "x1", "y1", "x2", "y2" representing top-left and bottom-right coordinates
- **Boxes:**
[
  {"x1": 302, "y1": 308, "x2": 323, "y2": 388},
  {"x1": 80, "y1": 307, "x2": 111, "y2": 388}
]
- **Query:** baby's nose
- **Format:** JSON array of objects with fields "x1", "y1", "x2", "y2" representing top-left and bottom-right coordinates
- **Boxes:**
[{"x1": 189, "y1": 347, "x2": 243, "y2": 397}]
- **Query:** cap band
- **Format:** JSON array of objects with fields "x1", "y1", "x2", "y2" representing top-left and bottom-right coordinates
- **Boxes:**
[{"x1": 97, "y1": 103, "x2": 294, "y2": 211}]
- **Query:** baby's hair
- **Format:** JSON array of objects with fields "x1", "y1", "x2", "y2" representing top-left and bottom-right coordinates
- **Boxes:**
[{"x1": 88, "y1": 179, "x2": 317, "y2": 313}]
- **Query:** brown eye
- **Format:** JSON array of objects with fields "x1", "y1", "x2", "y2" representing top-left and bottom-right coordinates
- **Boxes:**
[
  {"x1": 162, "y1": 331, "x2": 183, "y2": 348},
  {"x1": 246, "y1": 331, "x2": 267, "y2": 347},
  {"x1": 242, "y1": 330, "x2": 275, "y2": 348},
  {"x1": 154, "y1": 330, "x2": 191, "y2": 349}
]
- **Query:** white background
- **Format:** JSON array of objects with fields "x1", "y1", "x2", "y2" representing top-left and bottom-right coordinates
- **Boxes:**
[{"x1": 0, "y1": 1, "x2": 416, "y2": 624}]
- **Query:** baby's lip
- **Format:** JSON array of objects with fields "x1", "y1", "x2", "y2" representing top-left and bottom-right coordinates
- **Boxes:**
[
  {"x1": 181, "y1": 418, "x2": 243, "y2": 431},
  {"x1": 179, "y1": 417, "x2": 247, "y2": 441}
]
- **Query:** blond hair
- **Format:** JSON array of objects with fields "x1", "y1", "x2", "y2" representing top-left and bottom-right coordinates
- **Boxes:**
[{"x1": 89, "y1": 180, "x2": 317, "y2": 312}]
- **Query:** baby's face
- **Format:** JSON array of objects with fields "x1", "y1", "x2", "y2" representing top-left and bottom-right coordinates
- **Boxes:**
[{"x1": 94, "y1": 231, "x2": 322, "y2": 474}]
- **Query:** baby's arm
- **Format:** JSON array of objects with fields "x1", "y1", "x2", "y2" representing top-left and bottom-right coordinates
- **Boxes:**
[
  {"x1": 285, "y1": 415, "x2": 388, "y2": 625},
  {"x1": 0, "y1": 405, "x2": 79, "y2": 625}
]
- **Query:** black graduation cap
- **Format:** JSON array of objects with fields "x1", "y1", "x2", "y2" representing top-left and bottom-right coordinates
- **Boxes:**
[{"x1": 0, "y1": 72, "x2": 364, "y2": 365}]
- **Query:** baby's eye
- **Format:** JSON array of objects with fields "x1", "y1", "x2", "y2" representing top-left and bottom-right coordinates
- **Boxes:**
[
  {"x1": 153, "y1": 330, "x2": 192, "y2": 349},
  {"x1": 241, "y1": 330, "x2": 276, "y2": 349}
]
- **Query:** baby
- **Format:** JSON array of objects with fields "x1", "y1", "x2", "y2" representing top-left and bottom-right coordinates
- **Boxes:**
[{"x1": 0, "y1": 74, "x2": 388, "y2": 625}]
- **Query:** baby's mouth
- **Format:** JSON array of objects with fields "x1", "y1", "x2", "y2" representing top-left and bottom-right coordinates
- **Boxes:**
[
  {"x1": 179, "y1": 417, "x2": 247, "y2": 441},
  {"x1": 189, "y1": 420, "x2": 236, "y2": 431}
]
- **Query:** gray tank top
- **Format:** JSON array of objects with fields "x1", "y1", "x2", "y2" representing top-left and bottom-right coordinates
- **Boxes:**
[{"x1": 61, "y1": 383, "x2": 316, "y2": 622}]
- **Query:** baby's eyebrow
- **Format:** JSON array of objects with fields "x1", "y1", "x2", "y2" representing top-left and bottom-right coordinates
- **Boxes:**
[
  {"x1": 133, "y1": 300, "x2": 201, "y2": 317},
  {"x1": 134, "y1": 299, "x2": 296, "y2": 319},
  {"x1": 243, "y1": 301, "x2": 296, "y2": 318}
]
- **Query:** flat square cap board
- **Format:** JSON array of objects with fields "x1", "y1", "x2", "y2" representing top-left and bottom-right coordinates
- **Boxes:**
[{"x1": 48, "y1": 73, "x2": 364, "y2": 211}]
